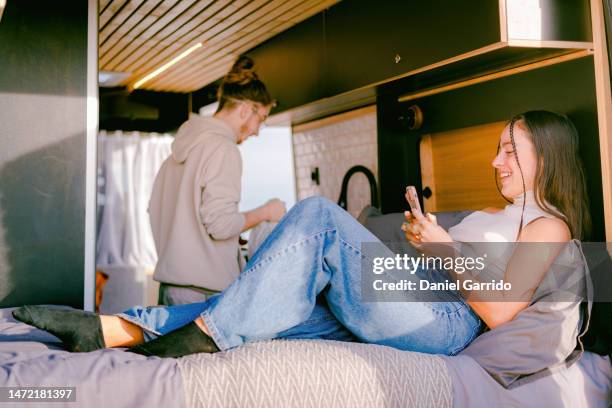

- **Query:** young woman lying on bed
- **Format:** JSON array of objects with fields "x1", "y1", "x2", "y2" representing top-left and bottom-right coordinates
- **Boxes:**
[{"x1": 13, "y1": 110, "x2": 590, "y2": 358}]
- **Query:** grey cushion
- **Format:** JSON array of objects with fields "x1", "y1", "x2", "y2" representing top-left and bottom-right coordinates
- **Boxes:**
[
  {"x1": 179, "y1": 339, "x2": 453, "y2": 408},
  {"x1": 358, "y1": 206, "x2": 472, "y2": 242}
]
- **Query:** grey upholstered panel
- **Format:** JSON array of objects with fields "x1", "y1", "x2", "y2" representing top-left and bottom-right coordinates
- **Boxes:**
[{"x1": 360, "y1": 209, "x2": 473, "y2": 243}]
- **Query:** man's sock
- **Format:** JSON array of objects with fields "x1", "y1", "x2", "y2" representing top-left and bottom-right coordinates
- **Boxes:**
[
  {"x1": 12, "y1": 305, "x2": 105, "y2": 352},
  {"x1": 128, "y1": 322, "x2": 219, "y2": 358}
]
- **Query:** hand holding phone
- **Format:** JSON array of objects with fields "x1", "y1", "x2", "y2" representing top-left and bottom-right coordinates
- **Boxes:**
[
  {"x1": 405, "y1": 186, "x2": 424, "y2": 218},
  {"x1": 403, "y1": 186, "x2": 454, "y2": 246}
]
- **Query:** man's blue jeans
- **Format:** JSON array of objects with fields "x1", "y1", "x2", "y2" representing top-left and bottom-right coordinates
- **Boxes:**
[{"x1": 118, "y1": 196, "x2": 482, "y2": 355}]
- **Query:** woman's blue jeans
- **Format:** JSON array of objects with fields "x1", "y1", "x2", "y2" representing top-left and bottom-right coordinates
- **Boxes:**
[{"x1": 118, "y1": 196, "x2": 482, "y2": 355}]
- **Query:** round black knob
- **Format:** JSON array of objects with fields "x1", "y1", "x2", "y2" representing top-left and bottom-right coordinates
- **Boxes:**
[{"x1": 398, "y1": 105, "x2": 423, "y2": 131}]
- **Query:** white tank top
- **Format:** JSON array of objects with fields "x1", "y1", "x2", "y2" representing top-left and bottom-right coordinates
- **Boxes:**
[{"x1": 448, "y1": 190, "x2": 560, "y2": 242}]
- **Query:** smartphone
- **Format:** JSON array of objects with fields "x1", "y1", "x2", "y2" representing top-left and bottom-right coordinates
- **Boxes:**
[{"x1": 405, "y1": 186, "x2": 423, "y2": 217}]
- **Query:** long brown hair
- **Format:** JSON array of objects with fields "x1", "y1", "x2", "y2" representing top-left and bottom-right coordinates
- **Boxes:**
[
  {"x1": 497, "y1": 111, "x2": 591, "y2": 240},
  {"x1": 216, "y1": 55, "x2": 273, "y2": 112}
]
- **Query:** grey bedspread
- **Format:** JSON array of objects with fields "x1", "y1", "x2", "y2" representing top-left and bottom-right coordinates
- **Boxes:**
[
  {"x1": 1, "y1": 307, "x2": 610, "y2": 408},
  {"x1": 0, "y1": 307, "x2": 183, "y2": 408},
  {"x1": 178, "y1": 339, "x2": 611, "y2": 408}
]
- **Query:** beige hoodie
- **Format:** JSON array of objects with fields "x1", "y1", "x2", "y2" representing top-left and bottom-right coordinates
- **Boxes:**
[{"x1": 149, "y1": 116, "x2": 245, "y2": 291}]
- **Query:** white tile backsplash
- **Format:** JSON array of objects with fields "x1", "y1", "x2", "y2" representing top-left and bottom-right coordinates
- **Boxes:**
[{"x1": 292, "y1": 109, "x2": 378, "y2": 218}]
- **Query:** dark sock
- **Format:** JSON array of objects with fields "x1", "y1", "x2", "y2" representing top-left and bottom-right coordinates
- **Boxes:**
[
  {"x1": 128, "y1": 322, "x2": 219, "y2": 358},
  {"x1": 12, "y1": 305, "x2": 105, "y2": 352}
]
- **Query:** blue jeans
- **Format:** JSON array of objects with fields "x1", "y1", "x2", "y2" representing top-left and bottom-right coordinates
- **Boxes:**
[{"x1": 119, "y1": 196, "x2": 482, "y2": 355}]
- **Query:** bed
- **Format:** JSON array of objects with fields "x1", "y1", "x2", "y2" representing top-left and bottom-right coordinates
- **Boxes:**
[
  {"x1": 3, "y1": 209, "x2": 611, "y2": 407},
  {"x1": 1, "y1": 307, "x2": 610, "y2": 408}
]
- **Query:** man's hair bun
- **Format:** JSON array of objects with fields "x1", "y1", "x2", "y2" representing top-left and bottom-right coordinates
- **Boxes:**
[
  {"x1": 216, "y1": 55, "x2": 273, "y2": 110},
  {"x1": 224, "y1": 55, "x2": 258, "y2": 85}
]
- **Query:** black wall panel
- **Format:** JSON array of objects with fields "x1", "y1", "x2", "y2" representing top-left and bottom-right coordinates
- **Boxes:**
[
  {"x1": 100, "y1": 88, "x2": 189, "y2": 133},
  {"x1": 324, "y1": 0, "x2": 500, "y2": 96},
  {"x1": 248, "y1": 0, "x2": 501, "y2": 114},
  {"x1": 205, "y1": 0, "x2": 593, "y2": 119},
  {"x1": 245, "y1": 14, "x2": 326, "y2": 113},
  {"x1": 0, "y1": 0, "x2": 89, "y2": 307}
]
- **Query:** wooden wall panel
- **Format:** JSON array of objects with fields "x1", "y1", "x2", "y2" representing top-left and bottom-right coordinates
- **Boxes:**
[{"x1": 419, "y1": 122, "x2": 509, "y2": 212}]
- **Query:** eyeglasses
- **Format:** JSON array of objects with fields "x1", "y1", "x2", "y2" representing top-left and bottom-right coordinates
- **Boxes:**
[{"x1": 250, "y1": 104, "x2": 268, "y2": 125}]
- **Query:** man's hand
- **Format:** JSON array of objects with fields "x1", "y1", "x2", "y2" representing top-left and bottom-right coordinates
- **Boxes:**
[{"x1": 264, "y1": 199, "x2": 286, "y2": 222}]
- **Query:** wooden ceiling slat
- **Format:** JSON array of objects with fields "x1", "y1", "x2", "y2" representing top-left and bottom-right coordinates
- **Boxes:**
[
  {"x1": 176, "y1": 64, "x2": 229, "y2": 92},
  {"x1": 99, "y1": 0, "x2": 130, "y2": 32},
  {"x1": 129, "y1": 2, "x2": 262, "y2": 86},
  {"x1": 109, "y1": 0, "x2": 218, "y2": 72},
  {"x1": 98, "y1": 0, "x2": 163, "y2": 49},
  {"x1": 99, "y1": 0, "x2": 114, "y2": 15},
  {"x1": 102, "y1": 0, "x2": 209, "y2": 68},
  {"x1": 99, "y1": 0, "x2": 147, "y2": 46},
  {"x1": 100, "y1": 0, "x2": 182, "y2": 69},
  {"x1": 149, "y1": 64, "x2": 223, "y2": 92},
  {"x1": 99, "y1": 0, "x2": 342, "y2": 92},
  {"x1": 179, "y1": 0, "x2": 340, "y2": 91},
  {"x1": 152, "y1": 0, "x2": 331, "y2": 90},
  {"x1": 104, "y1": 0, "x2": 201, "y2": 71},
  {"x1": 135, "y1": 0, "x2": 218, "y2": 46},
  {"x1": 125, "y1": 0, "x2": 268, "y2": 79},
  {"x1": 139, "y1": 3, "x2": 251, "y2": 90},
  {"x1": 151, "y1": 20, "x2": 301, "y2": 90},
  {"x1": 157, "y1": 0, "x2": 329, "y2": 88},
  {"x1": 125, "y1": 0, "x2": 265, "y2": 88},
  {"x1": 145, "y1": 53, "x2": 235, "y2": 90},
  {"x1": 289, "y1": 0, "x2": 338, "y2": 23},
  {"x1": 137, "y1": 0, "x2": 301, "y2": 88},
  {"x1": 175, "y1": 0, "x2": 338, "y2": 92},
  {"x1": 124, "y1": 0, "x2": 238, "y2": 74}
]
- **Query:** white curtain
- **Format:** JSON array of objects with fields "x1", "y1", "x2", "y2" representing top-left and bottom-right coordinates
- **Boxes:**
[{"x1": 96, "y1": 131, "x2": 172, "y2": 269}]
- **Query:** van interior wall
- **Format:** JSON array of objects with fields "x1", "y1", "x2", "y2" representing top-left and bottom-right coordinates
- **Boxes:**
[
  {"x1": 0, "y1": 1, "x2": 88, "y2": 307},
  {"x1": 245, "y1": 0, "x2": 502, "y2": 115},
  {"x1": 377, "y1": 56, "x2": 606, "y2": 242},
  {"x1": 292, "y1": 107, "x2": 378, "y2": 217},
  {"x1": 99, "y1": 88, "x2": 189, "y2": 133},
  {"x1": 243, "y1": 0, "x2": 590, "y2": 117}
]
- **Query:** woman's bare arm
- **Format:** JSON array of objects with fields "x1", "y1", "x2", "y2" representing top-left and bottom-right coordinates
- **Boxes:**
[
  {"x1": 466, "y1": 217, "x2": 571, "y2": 329},
  {"x1": 403, "y1": 211, "x2": 572, "y2": 329}
]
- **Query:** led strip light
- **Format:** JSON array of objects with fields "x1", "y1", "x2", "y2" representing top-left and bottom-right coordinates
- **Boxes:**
[{"x1": 133, "y1": 42, "x2": 203, "y2": 90}]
